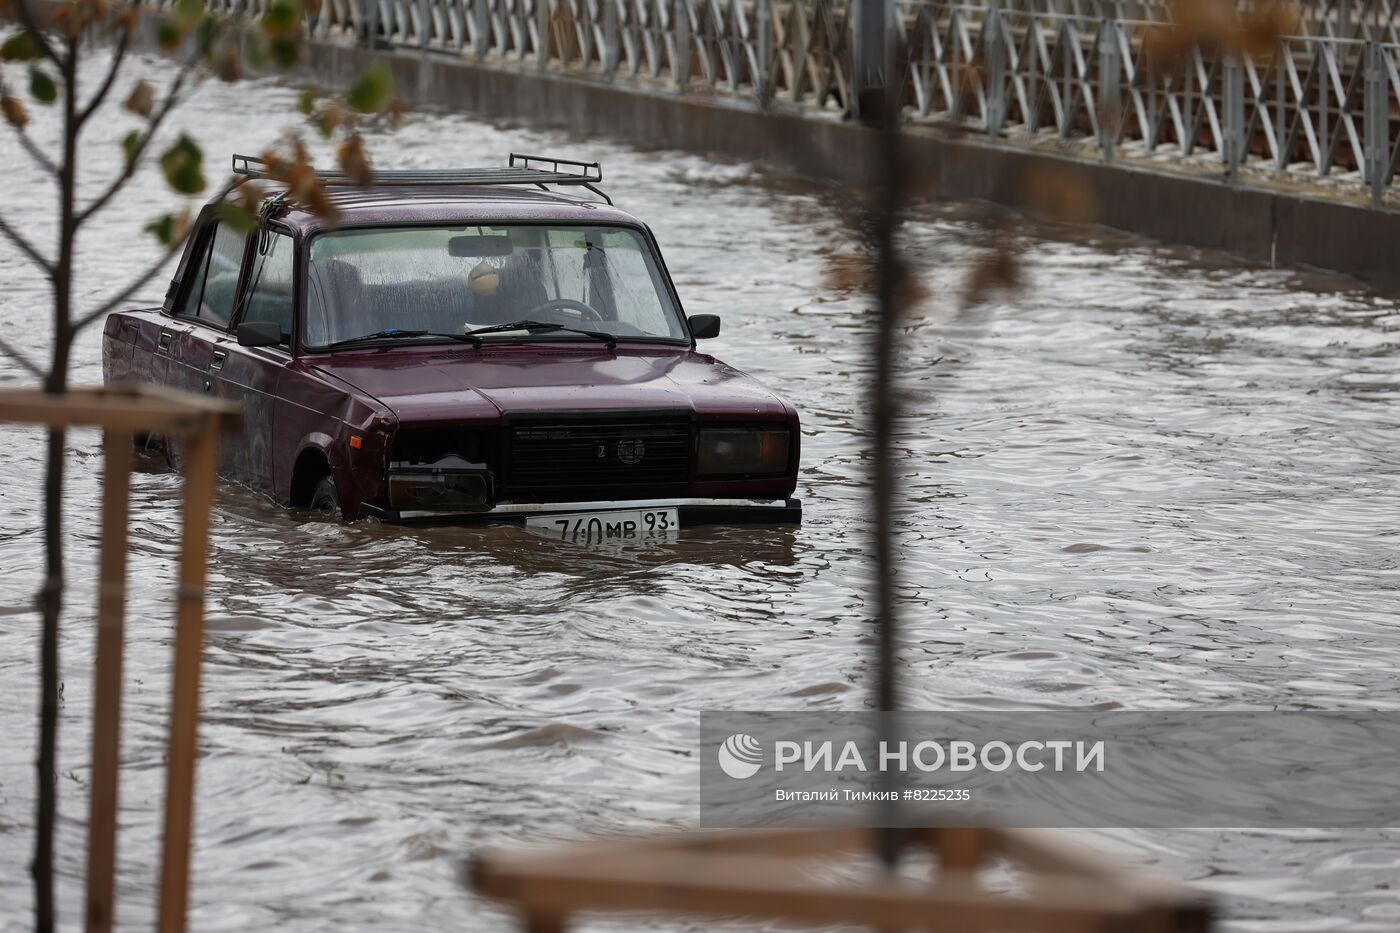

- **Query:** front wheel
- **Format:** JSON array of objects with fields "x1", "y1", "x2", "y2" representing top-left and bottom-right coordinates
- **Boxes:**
[{"x1": 309, "y1": 475, "x2": 343, "y2": 521}]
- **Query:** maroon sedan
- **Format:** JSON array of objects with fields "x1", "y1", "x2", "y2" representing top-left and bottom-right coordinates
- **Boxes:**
[{"x1": 102, "y1": 154, "x2": 800, "y2": 539}]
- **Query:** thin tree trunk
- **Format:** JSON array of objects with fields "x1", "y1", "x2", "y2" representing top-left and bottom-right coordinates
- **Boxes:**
[
  {"x1": 32, "y1": 29, "x2": 79, "y2": 932},
  {"x1": 870, "y1": 62, "x2": 905, "y2": 872}
]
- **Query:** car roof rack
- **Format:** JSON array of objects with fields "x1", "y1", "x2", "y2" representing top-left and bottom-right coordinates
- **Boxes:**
[{"x1": 229, "y1": 152, "x2": 611, "y2": 204}]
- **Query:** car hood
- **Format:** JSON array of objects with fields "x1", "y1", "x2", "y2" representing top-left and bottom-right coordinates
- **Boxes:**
[{"x1": 311, "y1": 345, "x2": 792, "y2": 423}]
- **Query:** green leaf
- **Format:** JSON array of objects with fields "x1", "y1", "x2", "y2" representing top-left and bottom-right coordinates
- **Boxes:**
[
  {"x1": 28, "y1": 66, "x2": 56, "y2": 104},
  {"x1": 215, "y1": 201, "x2": 259, "y2": 234},
  {"x1": 242, "y1": 33, "x2": 269, "y2": 70},
  {"x1": 155, "y1": 18, "x2": 182, "y2": 52},
  {"x1": 175, "y1": 0, "x2": 204, "y2": 26},
  {"x1": 145, "y1": 213, "x2": 178, "y2": 246},
  {"x1": 346, "y1": 67, "x2": 392, "y2": 113},
  {"x1": 0, "y1": 31, "x2": 41, "y2": 62},
  {"x1": 297, "y1": 88, "x2": 316, "y2": 115},
  {"x1": 159, "y1": 134, "x2": 206, "y2": 195},
  {"x1": 268, "y1": 36, "x2": 300, "y2": 68},
  {"x1": 261, "y1": 0, "x2": 302, "y2": 38},
  {"x1": 195, "y1": 16, "x2": 222, "y2": 57},
  {"x1": 120, "y1": 130, "x2": 141, "y2": 167}
]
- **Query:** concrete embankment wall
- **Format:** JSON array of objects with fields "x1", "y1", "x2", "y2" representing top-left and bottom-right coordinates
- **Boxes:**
[{"x1": 293, "y1": 41, "x2": 1399, "y2": 292}]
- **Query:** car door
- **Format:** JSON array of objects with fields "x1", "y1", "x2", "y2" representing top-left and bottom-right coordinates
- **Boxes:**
[
  {"x1": 167, "y1": 219, "x2": 250, "y2": 469},
  {"x1": 216, "y1": 227, "x2": 297, "y2": 494},
  {"x1": 129, "y1": 222, "x2": 218, "y2": 389}
]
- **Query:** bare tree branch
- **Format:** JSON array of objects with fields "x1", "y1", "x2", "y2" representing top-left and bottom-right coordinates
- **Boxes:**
[
  {"x1": 0, "y1": 209, "x2": 54, "y2": 272},
  {"x1": 0, "y1": 334, "x2": 47, "y2": 378},
  {"x1": 13, "y1": 128, "x2": 58, "y2": 175},
  {"x1": 76, "y1": 22, "x2": 132, "y2": 128},
  {"x1": 75, "y1": 56, "x2": 199, "y2": 226},
  {"x1": 10, "y1": 0, "x2": 66, "y2": 72},
  {"x1": 72, "y1": 177, "x2": 237, "y2": 332},
  {"x1": 0, "y1": 75, "x2": 59, "y2": 176}
]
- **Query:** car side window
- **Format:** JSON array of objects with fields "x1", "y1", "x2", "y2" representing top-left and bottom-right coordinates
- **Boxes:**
[
  {"x1": 175, "y1": 233, "x2": 214, "y2": 319},
  {"x1": 187, "y1": 222, "x2": 246, "y2": 327},
  {"x1": 240, "y1": 231, "x2": 295, "y2": 343}
]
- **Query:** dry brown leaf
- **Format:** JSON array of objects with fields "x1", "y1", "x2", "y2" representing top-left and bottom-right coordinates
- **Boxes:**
[
  {"x1": 1, "y1": 94, "x2": 29, "y2": 129},
  {"x1": 216, "y1": 47, "x2": 241, "y2": 82},
  {"x1": 335, "y1": 132, "x2": 373, "y2": 186},
  {"x1": 1016, "y1": 163, "x2": 1097, "y2": 226},
  {"x1": 123, "y1": 79, "x2": 155, "y2": 117},
  {"x1": 961, "y1": 242, "x2": 1023, "y2": 310}
]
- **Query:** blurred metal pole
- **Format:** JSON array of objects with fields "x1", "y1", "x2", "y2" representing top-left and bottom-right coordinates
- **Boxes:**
[
  {"x1": 1223, "y1": 55, "x2": 1243, "y2": 184},
  {"x1": 675, "y1": 0, "x2": 691, "y2": 90},
  {"x1": 868, "y1": 18, "x2": 904, "y2": 872},
  {"x1": 1099, "y1": 18, "x2": 1120, "y2": 162},
  {"x1": 537, "y1": 0, "x2": 549, "y2": 68},
  {"x1": 475, "y1": 0, "x2": 489, "y2": 59},
  {"x1": 604, "y1": 0, "x2": 619, "y2": 75},
  {"x1": 987, "y1": 8, "x2": 1005, "y2": 137},
  {"x1": 1365, "y1": 41, "x2": 1385, "y2": 205},
  {"x1": 756, "y1": 0, "x2": 771, "y2": 104},
  {"x1": 853, "y1": 0, "x2": 891, "y2": 120}
]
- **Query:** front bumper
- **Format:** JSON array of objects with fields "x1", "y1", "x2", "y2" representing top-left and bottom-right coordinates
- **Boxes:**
[{"x1": 360, "y1": 496, "x2": 803, "y2": 527}]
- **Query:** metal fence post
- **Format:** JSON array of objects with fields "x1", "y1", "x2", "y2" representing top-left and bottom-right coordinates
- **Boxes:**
[
  {"x1": 537, "y1": 0, "x2": 549, "y2": 68},
  {"x1": 852, "y1": 0, "x2": 890, "y2": 120},
  {"x1": 1275, "y1": 41, "x2": 1286, "y2": 168},
  {"x1": 1365, "y1": 41, "x2": 1385, "y2": 205},
  {"x1": 1318, "y1": 38, "x2": 1330, "y2": 175},
  {"x1": 475, "y1": 0, "x2": 489, "y2": 59},
  {"x1": 1099, "y1": 18, "x2": 1120, "y2": 162},
  {"x1": 675, "y1": 0, "x2": 691, "y2": 90},
  {"x1": 366, "y1": 0, "x2": 379, "y2": 47},
  {"x1": 986, "y1": 8, "x2": 1004, "y2": 136},
  {"x1": 756, "y1": 0, "x2": 771, "y2": 104},
  {"x1": 1223, "y1": 55, "x2": 1244, "y2": 183},
  {"x1": 604, "y1": 0, "x2": 619, "y2": 75},
  {"x1": 419, "y1": 0, "x2": 429, "y2": 50}
]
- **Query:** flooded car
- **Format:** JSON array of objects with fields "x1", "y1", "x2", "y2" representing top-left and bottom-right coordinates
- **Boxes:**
[{"x1": 101, "y1": 154, "x2": 801, "y2": 539}]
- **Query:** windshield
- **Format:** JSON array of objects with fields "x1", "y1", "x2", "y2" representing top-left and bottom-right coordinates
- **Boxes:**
[{"x1": 304, "y1": 224, "x2": 687, "y2": 347}]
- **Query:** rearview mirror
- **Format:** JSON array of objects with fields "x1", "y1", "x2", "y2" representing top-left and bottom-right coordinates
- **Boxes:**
[
  {"x1": 448, "y1": 235, "x2": 514, "y2": 258},
  {"x1": 689, "y1": 314, "x2": 721, "y2": 340},
  {"x1": 237, "y1": 320, "x2": 283, "y2": 348}
]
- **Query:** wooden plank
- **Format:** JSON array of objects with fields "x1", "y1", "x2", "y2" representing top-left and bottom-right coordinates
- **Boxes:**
[
  {"x1": 481, "y1": 826, "x2": 872, "y2": 873},
  {"x1": 0, "y1": 386, "x2": 239, "y2": 435},
  {"x1": 994, "y1": 828, "x2": 1211, "y2": 909},
  {"x1": 475, "y1": 851, "x2": 1145, "y2": 931},
  {"x1": 83, "y1": 432, "x2": 134, "y2": 933},
  {"x1": 156, "y1": 421, "x2": 220, "y2": 933}
]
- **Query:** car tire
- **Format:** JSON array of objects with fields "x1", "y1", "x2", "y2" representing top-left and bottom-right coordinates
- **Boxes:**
[{"x1": 309, "y1": 475, "x2": 343, "y2": 521}]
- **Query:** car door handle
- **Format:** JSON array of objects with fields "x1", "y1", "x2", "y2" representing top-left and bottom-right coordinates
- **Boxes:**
[
  {"x1": 210, "y1": 350, "x2": 226, "y2": 372},
  {"x1": 158, "y1": 331, "x2": 173, "y2": 353}
]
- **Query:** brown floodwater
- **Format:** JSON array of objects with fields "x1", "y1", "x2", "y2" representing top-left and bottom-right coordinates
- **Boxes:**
[{"x1": 1, "y1": 52, "x2": 1399, "y2": 932}]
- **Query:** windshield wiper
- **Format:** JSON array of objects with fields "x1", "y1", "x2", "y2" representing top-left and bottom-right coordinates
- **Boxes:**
[
  {"x1": 322, "y1": 328, "x2": 475, "y2": 351},
  {"x1": 461, "y1": 320, "x2": 617, "y2": 349}
]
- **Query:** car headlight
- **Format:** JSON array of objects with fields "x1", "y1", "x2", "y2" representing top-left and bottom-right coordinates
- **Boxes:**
[
  {"x1": 697, "y1": 427, "x2": 790, "y2": 476},
  {"x1": 387, "y1": 456, "x2": 494, "y2": 512}
]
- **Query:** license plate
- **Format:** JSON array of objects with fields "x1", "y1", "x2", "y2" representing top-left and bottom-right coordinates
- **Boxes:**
[{"x1": 525, "y1": 508, "x2": 680, "y2": 543}]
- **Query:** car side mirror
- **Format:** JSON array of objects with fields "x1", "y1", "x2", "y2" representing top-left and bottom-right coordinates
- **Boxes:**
[
  {"x1": 237, "y1": 321, "x2": 283, "y2": 348},
  {"x1": 689, "y1": 314, "x2": 721, "y2": 340}
]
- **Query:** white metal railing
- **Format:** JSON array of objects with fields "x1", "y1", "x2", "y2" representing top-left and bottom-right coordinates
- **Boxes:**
[{"x1": 146, "y1": 0, "x2": 1400, "y2": 202}]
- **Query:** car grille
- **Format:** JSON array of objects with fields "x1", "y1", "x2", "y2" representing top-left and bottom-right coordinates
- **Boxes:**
[{"x1": 506, "y1": 416, "x2": 692, "y2": 495}]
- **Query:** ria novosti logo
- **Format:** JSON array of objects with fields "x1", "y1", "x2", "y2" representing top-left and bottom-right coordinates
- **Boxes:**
[{"x1": 717, "y1": 733, "x2": 763, "y2": 779}]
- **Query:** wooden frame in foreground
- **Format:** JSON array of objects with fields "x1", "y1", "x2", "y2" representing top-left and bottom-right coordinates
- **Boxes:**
[
  {"x1": 472, "y1": 825, "x2": 1213, "y2": 932},
  {"x1": 0, "y1": 385, "x2": 240, "y2": 933}
]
